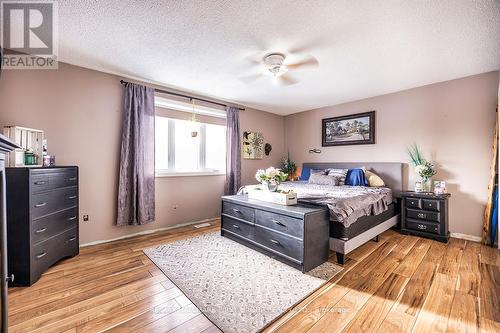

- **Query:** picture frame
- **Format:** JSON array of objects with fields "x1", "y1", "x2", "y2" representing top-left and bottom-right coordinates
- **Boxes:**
[
  {"x1": 322, "y1": 111, "x2": 375, "y2": 146},
  {"x1": 242, "y1": 131, "x2": 264, "y2": 159}
]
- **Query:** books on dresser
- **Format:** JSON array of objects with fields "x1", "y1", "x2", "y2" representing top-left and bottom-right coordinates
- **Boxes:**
[{"x1": 5, "y1": 166, "x2": 79, "y2": 286}]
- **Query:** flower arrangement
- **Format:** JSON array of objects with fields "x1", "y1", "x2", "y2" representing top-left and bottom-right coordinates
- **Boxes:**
[
  {"x1": 281, "y1": 153, "x2": 297, "y2": 181},
  {"x1": 255, "y1": 167, "x2": 288, "y2": 191},
  {"x1": 408, "y1": 144, "x2": 436, "y2": 191},
  {"x1": 255, "y1": 167, "x2": 288, "y2": 183}
]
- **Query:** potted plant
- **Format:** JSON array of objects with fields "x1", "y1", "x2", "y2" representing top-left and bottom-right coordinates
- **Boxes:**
[
  {"x1": 255, "y1": 167, "x2": 288, "y2": 192},
  {"x1": 408, "y1": 144, "x2": 437, "y2": 192},
  {"x1": 281, "y1": 153, "x2": 297, "y2": 181}
]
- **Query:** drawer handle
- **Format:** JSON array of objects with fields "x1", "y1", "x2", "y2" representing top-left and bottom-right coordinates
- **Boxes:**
[
  {"x1": 68, "y1": 195, "x2": 78, "y2": 199},
  {"x1": 68, "y1": 216, "x2": 77, "y2": 221},
  {"x1": 35, "y1": 228, "x2": 47, "y2": 234},
  {"x1": 232, "y1": 224, "x2": 240, "y2": 230},
  {"x1": 270, "y1": 239, "x2": 280, "y2": 245},
  {"x1": 36, "y1": 252, "x2": 47, "y2": 259},
  {"x1": 68, "y1": 177, "x2": 77, "y2": 181},
  {"x1": 428, "y1": 203, "x2": 433, "y2": 207},
  {"x1": 34, "y1": 181, "x2": 46, "y2": 185},
  {"x1": 417, "y1": 224, "x2": 427, "y2": 230},
  {"x1": 417, "y1": 213, "x2": 426, "y2": 219},
  {"x1": 68, "y1": 237, "x2": 77, "y2": 242},
  {"x1": 35, "y1": 202, "x2": 47, "y2": 208},
  {"x1": 272, "y1": 219, "x2": 286, "y2": 227},
  {"x1": 232, "y1": 208, "x2": 241, "y2": 214}
]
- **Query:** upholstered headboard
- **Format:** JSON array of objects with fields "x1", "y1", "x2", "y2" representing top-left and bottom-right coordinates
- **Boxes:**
[{"x1": 302, "y1": 162, "x2": 404, "y2": 197}]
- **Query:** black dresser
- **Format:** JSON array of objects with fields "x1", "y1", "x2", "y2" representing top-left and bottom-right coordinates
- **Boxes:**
[
  {"x1": 6, "y1": 166, "x2": 79, "y2": 286},
  {"x1": 221, "y1": 195, "x2": 330, "y2": 272},
  {"x1": 400, "y1": 191, "x2": 450, "y2": 243}
]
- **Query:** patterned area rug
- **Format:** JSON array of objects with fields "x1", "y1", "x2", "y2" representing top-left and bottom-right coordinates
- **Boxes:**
[{"x1": 144, "y1": 232, "x2": 343, "y2": 333}]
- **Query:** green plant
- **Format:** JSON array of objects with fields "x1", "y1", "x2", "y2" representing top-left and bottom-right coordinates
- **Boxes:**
[
  {"x1": 408, "y1": 143, "x2": 436, "y2": 180},
  {"x1": 408, "y1": 143, "x2": 424, "y2": 166},
  {"x1": 281, "y1": 153, "x2": 297, "y2": 178}
]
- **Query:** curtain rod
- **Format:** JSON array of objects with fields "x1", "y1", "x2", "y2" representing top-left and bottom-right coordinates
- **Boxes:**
[{"x1": 119, "y1": 80, "x2": 244, "y2": 111}]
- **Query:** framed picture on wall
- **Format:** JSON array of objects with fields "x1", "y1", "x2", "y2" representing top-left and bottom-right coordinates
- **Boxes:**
[
  {"x1": 242, "y1": 131, "x2": 264, "y2": 159},
  {"x1": 322, "y1": 111, "x2": 375, "y2": 146}
]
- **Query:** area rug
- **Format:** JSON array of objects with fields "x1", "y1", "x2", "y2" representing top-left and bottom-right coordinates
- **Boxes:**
[{"x1": 144, "y1": 232, "x2": 343, "y2": 333}]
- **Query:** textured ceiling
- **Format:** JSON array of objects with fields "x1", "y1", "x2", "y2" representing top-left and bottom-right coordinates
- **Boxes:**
[{"x1": 58, "y1": 0, "x2": 500, "y2": 115}]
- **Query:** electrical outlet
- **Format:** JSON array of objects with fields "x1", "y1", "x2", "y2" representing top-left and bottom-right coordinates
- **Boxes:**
[{"x1": 83, "y1": 215, "x2": 89, "y2": 222}]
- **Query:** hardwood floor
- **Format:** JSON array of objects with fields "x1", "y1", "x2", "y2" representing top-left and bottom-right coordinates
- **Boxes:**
[{"x1": 8, "y1": 221, "x2": 500, "y2": 333}]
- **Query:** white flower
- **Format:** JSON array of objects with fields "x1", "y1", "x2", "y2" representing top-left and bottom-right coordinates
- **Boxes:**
[
  {"x1": 415, "y1": 165, "x2": 425, "y2": 174},
  {"x1": 265, "y1": 167, "x2": 278, "y2": 178},
  {"x1": 255, "y1": 169, "x2": 266, "y2": 182}
]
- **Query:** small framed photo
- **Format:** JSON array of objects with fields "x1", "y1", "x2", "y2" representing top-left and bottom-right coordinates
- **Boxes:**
[
  {"x1": 434, "y1": 181, "x2": 446, "y2": 195},
  {"x1": 415, "y1": 181, "x2": 423, "y2": 193}
]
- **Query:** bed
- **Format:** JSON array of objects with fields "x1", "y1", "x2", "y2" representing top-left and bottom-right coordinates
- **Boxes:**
[{"x1": 243, "y1": 162, "x2": 403, "y2": 264}]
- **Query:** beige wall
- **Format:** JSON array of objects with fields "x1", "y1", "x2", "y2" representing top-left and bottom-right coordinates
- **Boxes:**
[
  {"x1": 285, "y1": 71, "x2": 499, "y2": 237},
  {"x1": 0, "y1": 61, "x2": 495, "y2": 242},
  {"x1": 240, "y1": 109, "x2": 286, "y2": 185},
  {"x1": 0, "y1": 62, "x2": 285, "y2": 244}
]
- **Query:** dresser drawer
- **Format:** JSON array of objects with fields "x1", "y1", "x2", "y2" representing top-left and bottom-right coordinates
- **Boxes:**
[
  {"x1": 255, "y1": 210, "x2": 303, "y2": 238},
  {"x1": 31, "y1": 227, "x2": 79, "y2": 280},
  {"x1": 31, "y1": 168, "x2": 78, "y2": 194},
  {"x1": 406, "y1": 219, "x2": 440, "y2": 234},
  {"x1": 222, "y1": 202, "x2": 254, "y2": 223},
  {"x1": 406, "y1": 208, "x2": 440, "y2": 222},
  {"x1": 422, "y1": 199, "x2": 439, "y2": 212},
  {"x1": 405, "y1": 198, "x2": 421, "y2": 209},
  {"x1": 253, "y1": 226, "x2": 303, "y2": 262},
  {"x1": 31, "y1": 174, "x2": 51, "y2": 194},
  {"x1": 31, "y1": 207, "x2": 78, "y2": 245},
  {"x1": 222, "y1": 216, "x2": 253, "y2": 239},
  {"x1": 31, "y1": 186, "x2": 78, "y2": 220}
]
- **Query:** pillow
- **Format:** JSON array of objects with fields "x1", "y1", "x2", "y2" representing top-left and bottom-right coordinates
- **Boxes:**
[
  {"x1": 365, "y1": 170, "x2": 385, "y2": 187},
  {"x1": 300, "y1": 168, "x2": 326, "y2": 181},
  {"x1": 345, "y1": 168, "x2": 369, "y2": 186},
  {"x1": 326, "y1": 168, "x2": 349, "y2": 185},
  {"x1": 308, "y1": 173, "x2": 339, "y2": 186}
]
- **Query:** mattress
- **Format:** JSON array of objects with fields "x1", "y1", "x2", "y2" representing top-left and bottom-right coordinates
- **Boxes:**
[
  {"x1": 329, "y1": 202, "x2": 398, "y2": 240},
  {"x1": 278, "y1": 181, "x2": 393, "y2": 227}
]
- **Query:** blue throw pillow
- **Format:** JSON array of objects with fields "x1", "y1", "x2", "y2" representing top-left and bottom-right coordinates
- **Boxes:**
[
  {"x1": 300, "y1": 167, "x2": 312, "y2": 181},
  {"x1": 345, "y1": 169, "x2": 369, "y2": 186}
]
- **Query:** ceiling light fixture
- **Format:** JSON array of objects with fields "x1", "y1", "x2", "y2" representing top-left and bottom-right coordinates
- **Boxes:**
[{"x1": 263, "y1": 53, "x2": 288, "y2": 78}]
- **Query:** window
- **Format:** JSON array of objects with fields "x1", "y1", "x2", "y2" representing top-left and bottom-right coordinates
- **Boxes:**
[{"x1": 155, "y1": 116, "x2": 226, "y2": 176}]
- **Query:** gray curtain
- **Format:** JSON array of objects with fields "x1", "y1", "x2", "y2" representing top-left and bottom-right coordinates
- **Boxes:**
[
  {"x1": 225, "y1": 107, "x2": 241, "y2": 195},
  {"x1": 117, "y1": 82, "x2": 155, "y2": 226}
]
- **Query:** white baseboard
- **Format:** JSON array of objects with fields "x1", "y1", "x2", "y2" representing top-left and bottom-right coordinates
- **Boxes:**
[
  {"x1": 80, "y1": 217, "x2": 219, "y2": 248},
  {"x1": 450, "y1": 232, "x2": 482, "y2": 242}
]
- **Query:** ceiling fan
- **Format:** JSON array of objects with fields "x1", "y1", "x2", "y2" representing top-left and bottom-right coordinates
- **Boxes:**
[{"x1": 240, "y1": 51, "x2": 318, "y2": 86}]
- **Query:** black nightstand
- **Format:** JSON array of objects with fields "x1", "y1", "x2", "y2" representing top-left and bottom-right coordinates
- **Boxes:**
[{"x1": 400, "y1": 191, "x2": 450, "y2": 243}]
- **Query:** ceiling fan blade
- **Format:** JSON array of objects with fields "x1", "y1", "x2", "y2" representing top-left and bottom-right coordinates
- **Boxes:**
[
  {"x1": 288, "y1": 38, "x2": 326, "y2": 54},
  {"x1": 286, "y1": 56, "x2": 319, "y2": 69},
  {"x1": 239, "y1": 73, "x2": 262, "y2": 84},
  {"x1": 278, "y1": 74, "x2": 298, "y2": 86}
]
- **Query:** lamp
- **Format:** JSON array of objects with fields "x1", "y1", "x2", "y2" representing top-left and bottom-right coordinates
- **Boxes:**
[{"x1": 190, "y1": 99, "x2": 199, "y2": 138}]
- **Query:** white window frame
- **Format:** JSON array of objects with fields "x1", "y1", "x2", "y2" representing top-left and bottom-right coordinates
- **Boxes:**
[{"x1": 155, "y1": 117, "x2": 226, "y2": 178}]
